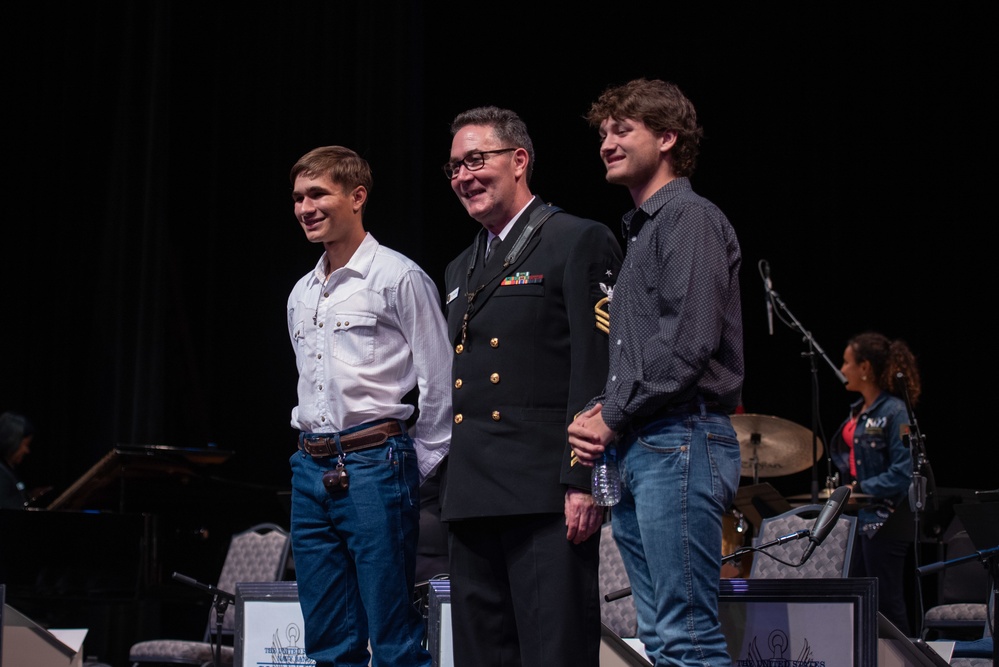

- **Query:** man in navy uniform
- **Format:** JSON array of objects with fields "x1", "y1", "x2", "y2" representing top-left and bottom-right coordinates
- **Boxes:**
[{"x1": 440, "y1": 106, "x2": 623, "y2": 667}]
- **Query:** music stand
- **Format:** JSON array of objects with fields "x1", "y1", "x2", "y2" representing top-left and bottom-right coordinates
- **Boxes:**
[
  {"x1": 47, "y1": 444, "x2": 235, "y2": 511},
  {"x1": 953, "y1": 502, "x2": 999, "y2": 553},
  {"x1": 875, "y1": 501, "x2": 948, "y2": 545},
  {"x1": 953, "y1": 501, "x2": 999, "y2": 638},
  {"x1": 878, "y1": 612, "x2": 952, "y2": 666}
]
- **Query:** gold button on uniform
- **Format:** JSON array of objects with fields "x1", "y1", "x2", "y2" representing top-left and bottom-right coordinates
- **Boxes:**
[
  {"x1": 455, "y1": 379, "x2": 463, "y2": 389},
  {"x1": 454, "y1": 414, "x2": 463, "y2": 424},
  {"x1": 491, "y1": 411, "x2": 501, "y2": 421},
  {"x1": 455, "y1": 344, "x2": 464, "y2": 354},
  {"x1": 490, "y1": 373, "x2": 499, "y2": 384},
  {"x1": 490, "y1": 338, "x2": 499, "y2": 348}
]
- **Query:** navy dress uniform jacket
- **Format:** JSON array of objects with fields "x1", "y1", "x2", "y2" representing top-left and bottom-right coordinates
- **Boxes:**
[{"x1": 441, "y1": 199, "x2": 623, "y2": 521}]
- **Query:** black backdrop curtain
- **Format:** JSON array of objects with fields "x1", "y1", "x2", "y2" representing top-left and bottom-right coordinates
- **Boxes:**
[
  {"x1": 4, "y1": 2, "x2": 431, "y2": 490},
  {"x1": 3, "y1": 2, "x2": 995, "y2": 502}
]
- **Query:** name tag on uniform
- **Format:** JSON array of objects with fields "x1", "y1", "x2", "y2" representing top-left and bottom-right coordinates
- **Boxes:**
[{"x1": 446, "y1": 287, "x2": 459, "y2": 305}]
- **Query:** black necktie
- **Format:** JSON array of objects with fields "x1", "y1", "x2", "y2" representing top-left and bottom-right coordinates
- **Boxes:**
[{"x1": 484, "y1": 235, "x2": 500, "y2": 263}]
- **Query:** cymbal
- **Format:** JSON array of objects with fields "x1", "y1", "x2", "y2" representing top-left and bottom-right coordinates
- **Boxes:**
[{"x1": 731, "y1": 413, "x2": 823, "y2": 478}]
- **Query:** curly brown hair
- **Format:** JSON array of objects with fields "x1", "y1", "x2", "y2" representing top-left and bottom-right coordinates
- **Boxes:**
[
  {"x1": 849, "y1": 332, "x2": 921, "y2": 405},
  {"x1": 585, "y1": 78, "x2": 703, "y2": 177}
]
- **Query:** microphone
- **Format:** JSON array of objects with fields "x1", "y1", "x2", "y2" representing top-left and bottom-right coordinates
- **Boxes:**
[
  {"x1": 761, "y1": 260, "x2": 774, "y2": 335},
  {"x1": 800, "y1": 485, "x2": 852, "y2": 563},
  {"x1": 172, "y1": 571, "x2": 235, "y2": 602}
]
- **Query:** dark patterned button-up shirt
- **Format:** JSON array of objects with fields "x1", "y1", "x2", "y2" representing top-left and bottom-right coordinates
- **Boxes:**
[{"x1": 594, "y1": 177, "x2": 744, "y2": 432}]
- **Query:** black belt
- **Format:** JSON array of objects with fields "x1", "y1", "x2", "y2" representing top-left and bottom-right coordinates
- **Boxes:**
[
  {"x1": 299, "y1": 420, "x2": 404, "y2": 457},
  {"x1": 626, "y1": 399, "x2": 726, "y2": 435}
]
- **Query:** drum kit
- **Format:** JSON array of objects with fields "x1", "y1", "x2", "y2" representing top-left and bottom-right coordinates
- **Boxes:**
[
  {"x1": 732, "y1": 413, "x2": 823, "y2": 484},
  {"x1": 720, "y1": 413, "x2": 872, "y2": 578},
  {"x1": 730, "y1": 413, "x2": 872, "y2": 503}
]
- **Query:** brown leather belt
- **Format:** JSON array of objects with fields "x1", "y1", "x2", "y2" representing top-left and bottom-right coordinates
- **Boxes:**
[{"x1": 298, "y1": 420, "x2": 405, "y2": 457}]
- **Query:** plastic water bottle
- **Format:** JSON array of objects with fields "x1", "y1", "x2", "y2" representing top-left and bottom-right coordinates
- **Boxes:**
[{"x1": 591, "y1": 446, "x2": 621, "y2": 506}]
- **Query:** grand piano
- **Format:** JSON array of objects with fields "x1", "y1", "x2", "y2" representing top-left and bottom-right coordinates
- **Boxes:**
[{"x1": 0, "y1": 444, "x2": 290, "y2": 667}]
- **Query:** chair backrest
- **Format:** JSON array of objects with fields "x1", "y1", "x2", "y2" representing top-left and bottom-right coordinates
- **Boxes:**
[
  {"x1": 920, "y1": 518, "x2": 992, "y2": 640},
  {"x1": 211, "y1": 522, "x2": 291, "y2": 637},
  {"x1": 597, "y1": 521, "x2": 638, "y2": 638},
  {"x1": 938, "y1": 528, "x2": 991, "y2": 605},
  {"x1": 749, "y1": 504, "x2": 856, "y2": 579}
]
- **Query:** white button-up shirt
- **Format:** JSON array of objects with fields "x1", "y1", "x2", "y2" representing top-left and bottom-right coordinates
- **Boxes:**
[{"x1": 287, "y1": 233, "x2": 451, "y2": 480}]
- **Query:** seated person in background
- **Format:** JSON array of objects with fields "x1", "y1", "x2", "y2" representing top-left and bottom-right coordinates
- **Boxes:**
[{"x1": 0, "y1": 412, "x2": 35, "y2": 510}]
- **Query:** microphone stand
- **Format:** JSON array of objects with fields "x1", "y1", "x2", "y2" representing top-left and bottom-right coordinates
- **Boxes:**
[
  {"x1": 607, "y1": 530, "x2": 812, "y2": 601},
  {"x1": 608, "y1": 500, "x2": 845, "y2": 601},
  {"x1": 171, "y1": 572, "x2": 235, "y2": 667},
  {"x1": 766, "y1": 284, "x2": 846, "y2": 503},
  {"x1": 723, "y1": 486, "x2": 850, "y2": 569},
  {"x1": 607, "y1": 527, "x2": 824, "y2": 601},
  {"x1": 916, "y1": 545, "x2": 998, "y2": 665},
  {"x1": 604, "y1": 529, "x2": 814, "y2": 602},
  {"x1": 722, "y1": 528, "x2": 813, "y2": 568},
  {"x1": 896, "y1": 372, "x2": 937, "y2": 633}
]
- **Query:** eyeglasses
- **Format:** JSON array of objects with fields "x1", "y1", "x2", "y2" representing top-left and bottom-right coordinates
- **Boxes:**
[{"x1": 442, "y1": 148, "x2": 516, "y2": 179}]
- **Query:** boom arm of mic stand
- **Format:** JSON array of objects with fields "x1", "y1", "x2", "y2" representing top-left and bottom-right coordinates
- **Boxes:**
[
  {"x1": 769, "y1": 290, "x2": 847, "y2": 385},
  {"x1": 172, "y1": 572, "x2": 233, "y2": 667},
  {"x1": 172, "y1": 571, "x2": 235, "y2": 603},
  {"x1": 915, "y1": 545, "x2": 999, "y2": 577},
  {"x1": 604, "y1": 587, "x2": 632, "y2": 602},
  {"x1": 770, "y1": 288, "x2": 844, "y2": 503},
  {"x1": 917, "y1": 542, "x2": 999, "y2": 663},
  {"x1": 768, "y1": 288, "x2": 845, "y2": 502}
]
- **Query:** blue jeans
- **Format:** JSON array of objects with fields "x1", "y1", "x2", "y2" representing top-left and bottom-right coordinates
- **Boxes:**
[
  {"x1": 613, "y1": 408, "x2": 741, "y2": 666},
  {"x1": 289, "y1": 431, "x2": 429, "y2": 667}
]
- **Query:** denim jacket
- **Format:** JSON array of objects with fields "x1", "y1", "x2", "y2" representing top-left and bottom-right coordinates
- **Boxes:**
[{"x1": 830, "y1": 392, "x2": 914, "y2": 534}]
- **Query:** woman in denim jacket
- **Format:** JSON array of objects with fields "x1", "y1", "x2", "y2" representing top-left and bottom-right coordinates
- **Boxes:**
[{"x1": 830, "y1": 331, "x2": 921, "y2": 635}]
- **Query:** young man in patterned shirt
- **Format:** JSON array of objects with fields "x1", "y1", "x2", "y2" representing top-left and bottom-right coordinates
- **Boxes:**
[{"x1": 569, "y1": 79, "x2": 744, "y2": 667}]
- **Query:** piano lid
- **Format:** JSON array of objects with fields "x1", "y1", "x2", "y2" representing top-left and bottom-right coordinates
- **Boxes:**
[{"x1": 47, "y1": 444, "x2": 235, "y2": 511}]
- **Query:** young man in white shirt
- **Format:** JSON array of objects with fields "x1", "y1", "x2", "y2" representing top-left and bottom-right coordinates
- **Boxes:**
[{"x1": 286, "y1": 146, "x2": 451, "y2": 667}]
